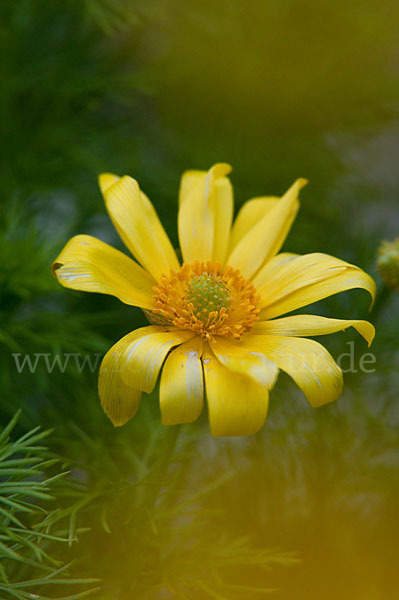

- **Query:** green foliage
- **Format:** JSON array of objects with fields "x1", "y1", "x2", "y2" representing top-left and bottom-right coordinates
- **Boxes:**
[
  {"x1": 0, "y1": 412, "x2": 99, "y2": 599},
  {"x1": 82, "y1": 0, "x2": 140, "y2": 33},
  {"x1": 54, "y1": 410, "x2": 298, "y2": 599},
  {"x1": 0, "y1": 197, "x2": 110, "y2": 426}
]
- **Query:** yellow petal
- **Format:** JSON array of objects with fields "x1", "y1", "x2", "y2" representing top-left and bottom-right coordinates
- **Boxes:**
[
  {"x1": 202, "y1": 347, "x2": 269, "y2": 436},
  {"x1": 210, "y1": 336, "x2": 278, "y2": 388},
  {"x1": 178, "y1": 163, "x2": 233, "y2": 265},
  {"x1": 252, "y1": 252, "x2": 299, "y2": 296},
  {"x1": 99, "y1": 333, "x2": 142, "y2": 427},
  {"x1": 228, "y1": 196, "x2": 279, "y2": 253},
  {"x1": 52, "y1": 234, "x2": 155, "y2": 309},
  {"x1": 99, "y1": 174, "x2": 180, "y2": 281},
  {"x1": 160, "y1": 337, "x2": 204, "y2": 425},
  {"x1": 211, "y1": 177, "x2": 234, "y2": 264},
  {"x1": 98, "y1": 172, "x2": 120, "y2": 193},
  {"x1": 120, "y1": 327, "x2": 195, "y2": 393},
  {"x1": 178, "y1": 170, "x2": 204, "y2": 206},
  {"x1": 255, "y1": 253, "x2": 348, "y2": 303},
  {"x1": 227, "y1": 178, "x2": 307, "y2": 279},
  {"x1": 252, "y1": 252, "x2": 299, "y2": 291},
  {"x1": 248, "y1": 335, "x2": 343, "y2": 407},
  {"x1": 253, "y1": 315, "x2": 375, "y2": 346},
  {"x1": 256, "y1": 254, "x2": 376, "y2": 320}
]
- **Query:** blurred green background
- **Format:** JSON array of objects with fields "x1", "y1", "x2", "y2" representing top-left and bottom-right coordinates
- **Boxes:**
[{"x1": 0, "y1": 1, "x2": 398, "y2": 598}]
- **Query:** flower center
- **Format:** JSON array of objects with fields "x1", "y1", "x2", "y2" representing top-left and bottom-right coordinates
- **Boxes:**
[
  {"x1": 186, "y1": 273, "x2": 231, "y2": 321},
  {"x1": 151, "y1": 261, "x2": 260, "y2": 340}
]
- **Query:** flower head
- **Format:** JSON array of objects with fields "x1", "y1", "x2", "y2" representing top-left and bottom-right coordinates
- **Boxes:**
[{"x1": 53, "y1": 164, "x2": 375, "y2": 436}]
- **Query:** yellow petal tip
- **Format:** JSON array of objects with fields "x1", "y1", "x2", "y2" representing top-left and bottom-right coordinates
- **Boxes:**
[
  {"x1": 367, "y1": 324, "x2": 376, "y2": 347},
  {"x1": 211, "y1": 163, "x2": 232, "y2": 178},
  {"x1": 98, "y1": 173, "x2": 120, "y2": 195},
  {"x1": 111, "y1": 419, "x2": 127, "y2": 428},
  {"x1": 297, "y1": 177, "x2": 308, "y2": 189},
  {"x1": 369, "y1": 281, "x2": 377, "y2": 310}
]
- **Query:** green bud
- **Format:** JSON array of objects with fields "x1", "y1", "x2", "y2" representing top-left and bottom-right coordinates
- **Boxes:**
[
  {"x1": 376, "y1": 238, "x2": 399, "y2": 292},
  {"x1": 186, "y1": 273, "x2": 231, "y2": 321}
]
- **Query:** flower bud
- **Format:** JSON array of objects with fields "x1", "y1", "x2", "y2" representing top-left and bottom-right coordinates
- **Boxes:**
[{"x1": 376, "y1": 238, "x2": 399, "y2": 292}]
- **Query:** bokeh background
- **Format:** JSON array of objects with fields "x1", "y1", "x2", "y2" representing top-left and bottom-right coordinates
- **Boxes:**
[{"x1": 0, "y1": 1, "x2": 398, "y2": 598}]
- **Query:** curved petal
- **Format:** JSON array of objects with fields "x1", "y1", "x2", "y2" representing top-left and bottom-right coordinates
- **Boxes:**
[
  {"x1": 178, "y1": 163, "x2": 233, "y2": 265},
  {"x1": 52, "y1": 234, "x2": 155, "y2": 309},
  {"x1": 228, "y1": 196, "x2": 279, "y2": 254},
  {"x1": 253, "y1": 315, "x2": 375, "y2": 346},
  {"x1": 99, "y1": 333, "x2": 142, "y2": 427},
  {"x1": 99, "y1": 174, "x2": 180, "y2": 282},
  {"x1": 248, "y1": 334, "x2": 343, "y2": 407},
  {"x1": 256, "y1": 254, "x2": 376, "y2": 319},
  {"x1": 227, "y1": 178, "x2": 307, "y2": 279},
  {"x1": 252, "y1": 252, "x2": 300, "y2": 292},
  {"x1": 254, "y1": 253, "x2": 348, "y2": 303},
  {"x1": 202, "y1": 347, "x2": 269, "y2": 437},
  {"x1": 160, "y1": 337, "x2": 204, "y2": 425},
  {"x1": 210, "y1": 336, "x2": 278, "y2": 388},
  {"x1": 252, "y1": 252, "x2": 299, "y2": 291},
  {"x1": 120, "y1": 327, "x2": 195, "y2": 393}
]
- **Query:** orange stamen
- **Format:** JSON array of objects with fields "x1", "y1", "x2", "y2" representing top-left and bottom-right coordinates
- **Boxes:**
[{"x1": 152, "y1": 261, "x2": 260, "y2": 341}]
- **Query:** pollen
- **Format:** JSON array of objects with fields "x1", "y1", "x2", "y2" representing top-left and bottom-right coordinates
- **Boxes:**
[{"x1": 152, "y1": 261, "x2": 260, "y2": 341}]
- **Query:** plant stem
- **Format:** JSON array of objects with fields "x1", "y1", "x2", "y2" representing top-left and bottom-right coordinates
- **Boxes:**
[{"x1": 370, "y1": 285, "x2": 392, "y2": 321}]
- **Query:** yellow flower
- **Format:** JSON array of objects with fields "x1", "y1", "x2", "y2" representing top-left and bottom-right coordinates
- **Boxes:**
[{"x1": 53, "y1": 164, "x2": 375, "y2": 436}]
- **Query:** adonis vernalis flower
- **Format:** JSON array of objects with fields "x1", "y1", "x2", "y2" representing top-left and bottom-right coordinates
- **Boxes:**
[{"x1": 53, "y1": 164, "x2": 375, "y2": 436}]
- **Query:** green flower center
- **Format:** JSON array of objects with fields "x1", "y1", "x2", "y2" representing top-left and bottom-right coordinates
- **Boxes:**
[
  {"x1": 186, "y1": 273, "x2": 231, "y2": 321},
  {"x1": 153, "y1": 261, "x2": 260, "y2": 340}
]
